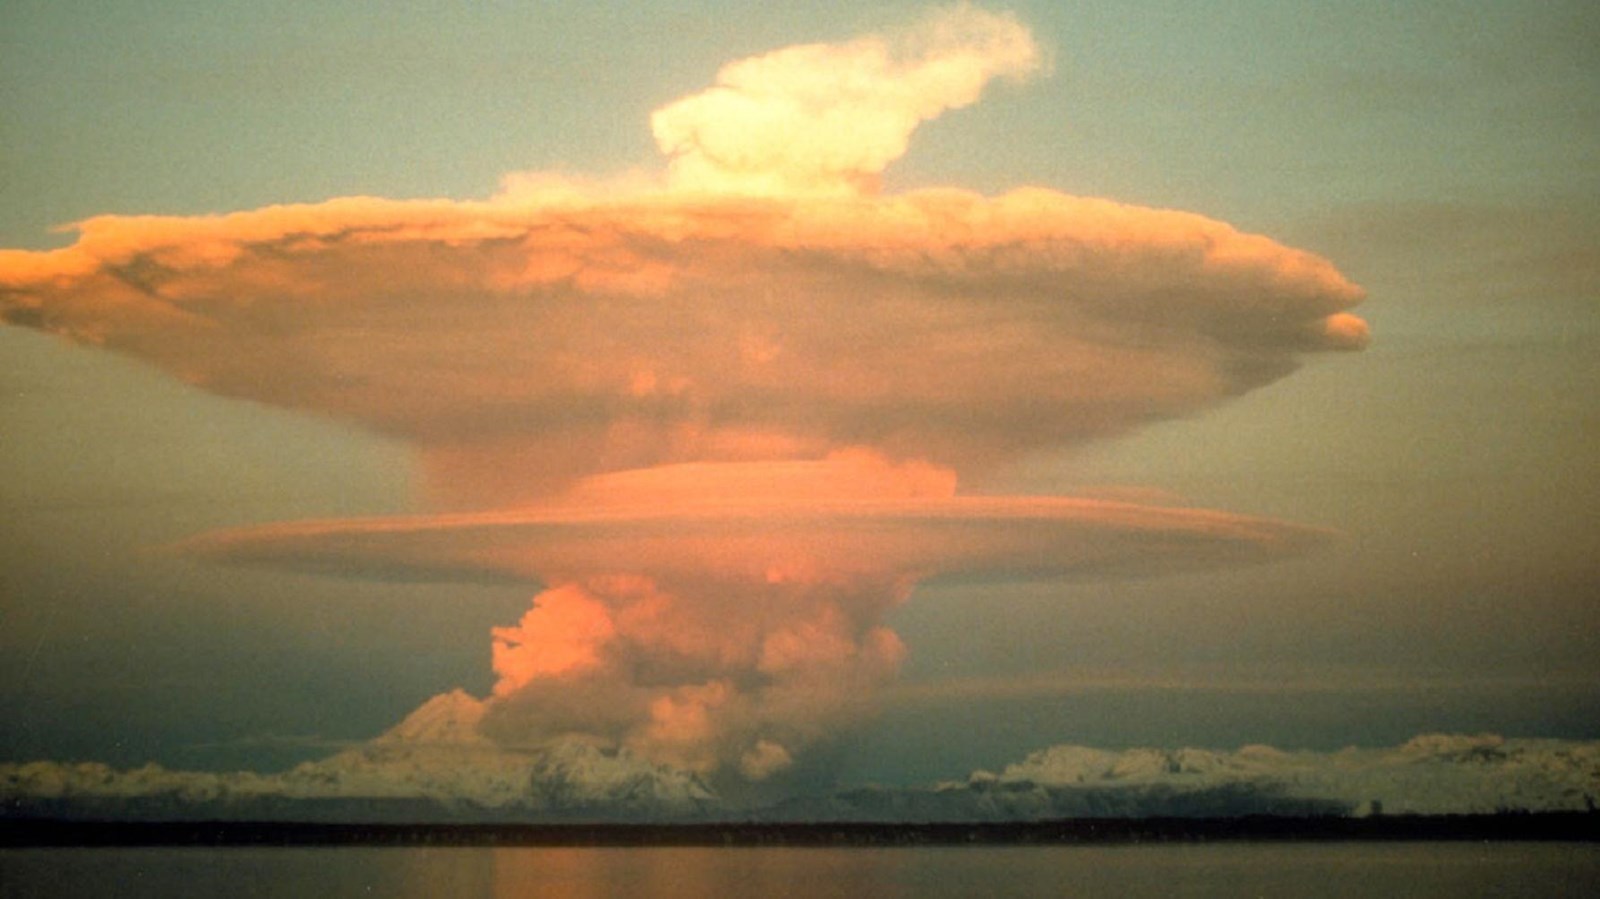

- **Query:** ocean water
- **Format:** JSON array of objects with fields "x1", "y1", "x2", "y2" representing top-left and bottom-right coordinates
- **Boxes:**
[{"x1": 3, "y1": 843, "x2": 1597, "y2": 898}]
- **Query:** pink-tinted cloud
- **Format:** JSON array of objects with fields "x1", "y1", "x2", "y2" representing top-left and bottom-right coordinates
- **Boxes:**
[
  {"x1": 178, "y1": 456, "x2": 1325, "y2": 588},
  {"x1": 0, "y1": 186, "x2": 1363, "y2": 506},
  {"x1": 176, "y1": 455, "x2": 1324, "y2": 777},
  {"x1": 0, "y1": 5, "x2": 1366, "y2": 780}
]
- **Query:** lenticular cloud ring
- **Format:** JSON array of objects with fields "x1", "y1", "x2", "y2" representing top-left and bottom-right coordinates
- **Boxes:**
[{"x1": 180, "y1": 463, "x2": 1328, "y2": 588}]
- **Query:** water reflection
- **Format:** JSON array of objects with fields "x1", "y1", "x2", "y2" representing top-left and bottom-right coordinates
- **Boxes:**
[
  {"x1": 3, "y1": 843, "x2": 1596, "y2": 898},
  {"x1": 473, "y1": 844, "x2": 1600, "y2": 899},
  {"x1": 488, "y1": 847, "x2": 925, "y2": 899}
]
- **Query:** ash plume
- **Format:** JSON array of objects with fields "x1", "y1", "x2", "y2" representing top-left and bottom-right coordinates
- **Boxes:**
[{"x1": 0, "y1": 5, "x2": 1366, "y2": 782}]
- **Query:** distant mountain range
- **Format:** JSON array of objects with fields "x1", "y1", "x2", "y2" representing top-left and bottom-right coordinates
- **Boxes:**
[
  {"x1": 4, "y1": 691, "x2": 1596, "y2": 824},
  {"x1": 767, "y1": 734, "x2": 1599, "y2": 822}
]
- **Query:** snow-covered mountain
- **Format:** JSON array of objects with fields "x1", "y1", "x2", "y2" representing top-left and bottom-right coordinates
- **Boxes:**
[
  {"x1": 0, "y1": 691, "x2": 717, "y2": 822},
  {"x1": 988, "y1": 733, "x2": 1600, "y2": 816},
  {"x1": 773, "y1": 734, "x2": 1600, "y2": 821},
  {"x1": 369, "y1": 689, "x2": 490, "y2": 747},
  {"x1": 5, "y1": 730, "x2": 1597, "y2": 823}
]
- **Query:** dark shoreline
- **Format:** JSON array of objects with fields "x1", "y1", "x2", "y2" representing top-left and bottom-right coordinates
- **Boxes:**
[{"x1": 4, "y1": 813, "x2": 1597, "y2": 848}]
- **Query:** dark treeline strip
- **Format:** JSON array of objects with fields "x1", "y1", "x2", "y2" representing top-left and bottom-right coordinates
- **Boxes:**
[{"x1": 3, "y1": 813, "x2": 1597, "y2": 848}]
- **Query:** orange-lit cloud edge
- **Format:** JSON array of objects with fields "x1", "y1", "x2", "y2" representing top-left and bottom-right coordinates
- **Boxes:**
[
  {"x1": 0, "y1": 5, "x2": 1365, "y2": 782},
  {"x1": 176, "y1": 459, "x2": 1330, "y2": 588}
]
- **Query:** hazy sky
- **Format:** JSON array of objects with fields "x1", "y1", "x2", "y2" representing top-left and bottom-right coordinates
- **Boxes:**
[{"x1": 2, "y1": 1, "x2": 1596, "y2": 787}]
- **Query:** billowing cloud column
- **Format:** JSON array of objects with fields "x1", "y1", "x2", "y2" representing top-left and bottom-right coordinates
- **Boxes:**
[{"x1": 180, "y1": 452, "x2": 1326, "y2": 778}]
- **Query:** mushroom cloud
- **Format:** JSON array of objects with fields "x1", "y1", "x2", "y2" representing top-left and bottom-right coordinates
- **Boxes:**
[{"x1": 0, "y1": 5, "x2": 1366, "y2": 783}]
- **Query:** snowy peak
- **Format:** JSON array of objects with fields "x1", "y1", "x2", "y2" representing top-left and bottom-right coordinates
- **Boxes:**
[{"x1": 374, "y1": 689, "x2": 489, "y2": 747}]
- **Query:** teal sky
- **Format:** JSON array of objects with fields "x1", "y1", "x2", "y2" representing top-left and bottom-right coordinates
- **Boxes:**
[{"x1": 2, "y1": 1, "x2": 1596, "y2": 783}]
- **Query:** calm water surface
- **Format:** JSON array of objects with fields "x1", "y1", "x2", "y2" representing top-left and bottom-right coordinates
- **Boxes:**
[{"x1": 4, "y1": 843, "x2": 1598, "y2": 898}]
